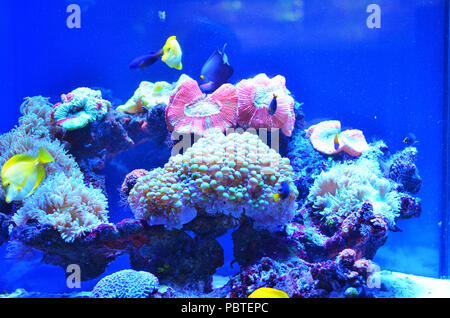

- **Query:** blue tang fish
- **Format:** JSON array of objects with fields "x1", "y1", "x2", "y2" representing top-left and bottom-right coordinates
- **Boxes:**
[
  {"x1": 268, "y1": 94, "x2": 278, "y2": 115},
  {"x1": 273, "y1": 181, "x2": 291, "y2": 202},
  {"x1": 199, "y1": 43, "x2": 234, "y2": 93}
]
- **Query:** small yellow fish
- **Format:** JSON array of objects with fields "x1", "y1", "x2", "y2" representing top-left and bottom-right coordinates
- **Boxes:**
[
  {"x1": 248, "y1": 287, "x2": 289, "y2": 298},
  {"x1": 161, "y1": 35, "x2": 183, "y2": 70},
  {"x1": 333, "y1": 132, "x2": 339, "y2": 151},
  {"x1": 1, "y1": 147, "x2": 54, "y2": 203}
]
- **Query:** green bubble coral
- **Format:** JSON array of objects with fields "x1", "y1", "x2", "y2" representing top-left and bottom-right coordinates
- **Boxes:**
[{"x1": 128, "y1": 130, "x2": 298, "y2": 231}]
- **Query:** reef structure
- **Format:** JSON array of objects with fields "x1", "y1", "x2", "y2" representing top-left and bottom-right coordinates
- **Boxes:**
[
  {"x1": 0, "y1": 69, "x2": 424, "y2": 298},
  {"x1": 127, "y1": 129, "x2": 299, "y2": 231}
]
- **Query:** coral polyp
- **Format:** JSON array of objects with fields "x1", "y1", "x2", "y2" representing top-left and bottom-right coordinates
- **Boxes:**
[
  {"x1": 51, "y1": 87, "x2": 111, "y2": 130},
  {"x1": 165, "y1": 78, "x2": 238, "y2": 135},
  {"x1": 117, "y1": 81, "x2": 173, "y2": 114},
  {"x1": 12, "y1": 173, "x2": 109, "y2": 242},
  {"x1": 308, "y1": 158, "x2": 401, "y2": 228},
  {"x1": 236, "y1": 73, "x2": 295, "y2": 136},
  {"x1": 128, "y1": 130, "x2": 298, "y2": 230},
  {"x1": 0, "y1": 67, "x2": 426, "y2": 299}
]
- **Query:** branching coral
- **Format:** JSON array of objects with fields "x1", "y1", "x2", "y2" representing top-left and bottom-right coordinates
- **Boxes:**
[
  {"x1": 128, "y1": 130, "x2": 298, "y2": 231},
  {"x1": 12, "y1": 173, "x2": 109, "y2": 242},
  {"x1": 51, "y1": 87, "x2": 111, "y2": 130},
  {"x1": 308, "y1": 158, "x2": 401, "y2": 228}
]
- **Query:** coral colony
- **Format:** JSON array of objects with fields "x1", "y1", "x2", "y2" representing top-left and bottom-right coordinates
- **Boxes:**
[{"x1": 0, "y1": 73, "x2": 421, "y2": 298}]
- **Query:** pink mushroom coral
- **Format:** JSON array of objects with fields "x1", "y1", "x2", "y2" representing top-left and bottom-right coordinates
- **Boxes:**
[
  {"x1": 165, "y1": 78, "x2": 238, "y2": 136},
  {"x1": 236, "y1": 73, "x2": 295, "y2": 136},
  {"x1": 307, "y1": 120, "x2": 369, "y2": 156}
]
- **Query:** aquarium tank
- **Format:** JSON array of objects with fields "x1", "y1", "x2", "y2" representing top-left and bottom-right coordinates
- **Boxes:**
[{"x1": 0, "y1": 0, "x2": 449, "y2": 300}]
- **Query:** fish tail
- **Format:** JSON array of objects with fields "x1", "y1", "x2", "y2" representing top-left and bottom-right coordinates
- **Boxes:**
[{"x1": 37, "y1": 147, "x2": 55, "y2": 164}]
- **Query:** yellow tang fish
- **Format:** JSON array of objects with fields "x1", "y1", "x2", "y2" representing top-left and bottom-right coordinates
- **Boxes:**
[
  {"x1": 248, "y1": 287, "x2": 289, "y2": 298},
  {"x1": 162, "y1": 36, "x2": 183, "y2": 70},
  {"x1": 1, "y1": 147, "x2": 55, "y2": 203}
]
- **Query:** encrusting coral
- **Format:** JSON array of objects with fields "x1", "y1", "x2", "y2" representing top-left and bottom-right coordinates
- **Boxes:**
[
  {"x1": 128, "y1": 129, "x2": 299, "y2": 231},
  {"x1": 91, "y1": 269, "x2": 159, "y2": 298},
  {"x1": 51, "y1": 87, "x2": 111, "y2": 130},
  {"x1": 12, "y1": 173, "x2": 109, "y2": 242},
  {"x1": 117, "y1": 81, "x2": 173, "y2": 114},
  {"x1": 308, "y1": 158, "x2": 401, "y2": 228}
]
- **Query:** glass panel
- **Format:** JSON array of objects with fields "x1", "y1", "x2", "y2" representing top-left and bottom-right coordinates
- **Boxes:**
[{"x1": 0, "y1": 0, "x2": 448, "y2": 299}]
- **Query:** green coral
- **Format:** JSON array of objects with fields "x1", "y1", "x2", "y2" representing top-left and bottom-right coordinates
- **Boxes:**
[
  {"x1": 51, "y1": 87, "x2": 110, "y2": 130},
  {"x1": 117, "y1": 81, "x2": 173, "y2": 114}
]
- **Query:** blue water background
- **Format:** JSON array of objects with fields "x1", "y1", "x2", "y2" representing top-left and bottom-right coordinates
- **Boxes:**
[{"x1": 0, "y1": 0, "x2": 445, "y2": 292}]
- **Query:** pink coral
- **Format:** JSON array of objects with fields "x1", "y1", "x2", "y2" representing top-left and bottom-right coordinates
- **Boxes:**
[
  {"x1": 307, "y1": 120, "x2": 369, "y2": 156},
  {"x1": 236, "y1": 73, "x2": 295, "y2": 136},
  {"x1": 165, "y1": 78, "x2": 238, "y2": 136}
]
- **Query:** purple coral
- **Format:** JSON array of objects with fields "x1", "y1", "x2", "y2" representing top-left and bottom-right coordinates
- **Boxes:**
[{"x1": 386, "y1": 146, "x2": 422, "y2": 194}]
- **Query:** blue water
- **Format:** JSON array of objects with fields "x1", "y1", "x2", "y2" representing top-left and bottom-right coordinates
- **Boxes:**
[{"x1": 0, "y1": 0, "x2": 446, "y2": 293}]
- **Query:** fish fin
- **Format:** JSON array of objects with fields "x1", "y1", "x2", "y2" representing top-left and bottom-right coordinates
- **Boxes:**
[
  {"x1": 28, "y1": 165, "x2": 45, "y2": 197},
  {"x1": 222, "y1": 43, "x2": 228, "y2": 53},
  {"x1": 1, "y1": 154, "x2": 35, "y2": 180},
  {"x1": 37, "y1": 147, "x2": 54, "y2": 164},
  {"x1": 19, "y1": 159, "x2": 38, "y2": 189},
  {"x1": 5, "y1": 194, "x2": 11, "y2": 204},
  {"x1": 175, "y1": 62, "x2": 183, "y2": 70},
  {"x1": 273, "y1": 193, "x2": 280, "y2": 202}
]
